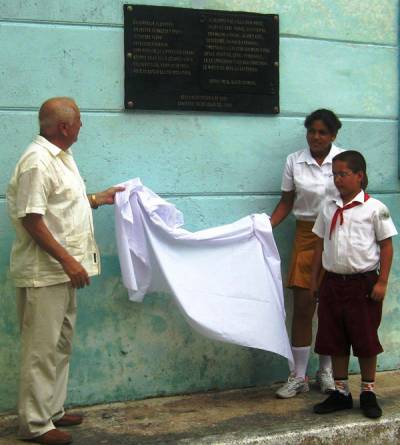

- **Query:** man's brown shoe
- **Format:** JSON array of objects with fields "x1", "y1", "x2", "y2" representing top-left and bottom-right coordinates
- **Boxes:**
[
  {"x1": 31, "y1": 429, "x2": 72, "y2": 444},
  {"x1": 54, "y1": 414, "x2": 83, "y2": 427}
]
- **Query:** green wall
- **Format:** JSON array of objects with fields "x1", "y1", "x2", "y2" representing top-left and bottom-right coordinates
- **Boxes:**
[{"x1": 0, "y1": 0, "x2": 398, "y2": 412}]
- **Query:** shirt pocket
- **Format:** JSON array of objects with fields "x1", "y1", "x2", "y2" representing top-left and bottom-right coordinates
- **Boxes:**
[
  {"x1": 65, "y1": 233, "x2": 87, "y2": 262},
  {"x1": 66, "y1": 232, "x2": 100, "y2": 270},
  {"x1": 349, "y1": 220, "x2": 374, "y2": 248}
]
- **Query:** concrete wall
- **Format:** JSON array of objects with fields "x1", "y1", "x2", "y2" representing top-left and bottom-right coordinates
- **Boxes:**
[{"x1": 0, "y1": 0, "x2": 398, "y2": 412}]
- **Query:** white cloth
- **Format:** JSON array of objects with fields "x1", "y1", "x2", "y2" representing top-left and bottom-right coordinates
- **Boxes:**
[
  {"x1": 313, "y1": 190, "x2": 398, "y2": 274},
  {"x1": 114, "y1": 178, "x2": 293, "y2": 364},
  {"x1": 281, "y1": 144, "x2": 344, "y2": 221},
  {"x1": 7, "y1": 135, "x2": 100, "y2": 287}
]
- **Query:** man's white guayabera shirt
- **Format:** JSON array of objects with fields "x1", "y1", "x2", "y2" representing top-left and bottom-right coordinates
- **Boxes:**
[
  {"x1": 114, "y1": 178, "x2": 293, "y2": 364},
  {"x1": 7, "y1": 135, "x2": 100, "y2": 287}
]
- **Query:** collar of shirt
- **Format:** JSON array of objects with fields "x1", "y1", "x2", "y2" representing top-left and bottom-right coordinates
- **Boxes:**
[
  {"x1": 334, "y1": 189, "x2": 365, "y2": 208},
  {"x1": 34, "y1": 135, "x2": 73, "y2": 158},
  {"x1": 296, "y1": 143, "x2": 342, "y2": 166}
]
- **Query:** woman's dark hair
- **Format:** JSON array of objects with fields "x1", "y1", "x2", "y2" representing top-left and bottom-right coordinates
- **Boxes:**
[
  {"x1": 333, "y1": 150, "x2": 368, "y2": 190},
  {"x1": 304, "y1": 109, "x2": 342, "y2": 135}
]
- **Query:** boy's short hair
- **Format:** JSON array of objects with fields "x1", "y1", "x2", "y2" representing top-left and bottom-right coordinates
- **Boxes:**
[{"x1": 333, "y1": 150, "x2": 368, "y2": 190}]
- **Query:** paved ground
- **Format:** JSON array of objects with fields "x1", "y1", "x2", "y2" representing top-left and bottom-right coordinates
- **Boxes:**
[{"x1": 1, "y1": 371, "x2": 400, "y2": 444}]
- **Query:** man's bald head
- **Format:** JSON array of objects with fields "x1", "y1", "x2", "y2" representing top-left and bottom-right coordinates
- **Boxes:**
[
  {"x1": 38, "y1": 97, "x2": 82, "y2": 149},
  {"x1": 39, "y1": 97, "x2": 79, "y2": 137}
]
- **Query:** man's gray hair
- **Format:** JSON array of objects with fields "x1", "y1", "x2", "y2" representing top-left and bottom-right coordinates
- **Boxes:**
[{"x1": 39, "y1": 97, "x2": 78, "y2": 133}]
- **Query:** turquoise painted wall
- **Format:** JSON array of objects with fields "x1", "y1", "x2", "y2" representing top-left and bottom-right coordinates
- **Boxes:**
[{"x1": 0, "y1": 0, "x2": 398, "y2": 412}]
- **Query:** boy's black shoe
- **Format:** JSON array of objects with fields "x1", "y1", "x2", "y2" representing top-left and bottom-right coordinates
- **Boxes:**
[
  {"x1": 360, "y1": 391, "x2": 382, "y2": 419},
  {"x1": 314, "y1": 390, "x2": 353, "y2": 414}
]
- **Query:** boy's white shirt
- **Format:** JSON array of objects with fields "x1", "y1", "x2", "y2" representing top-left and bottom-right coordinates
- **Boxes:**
[{"x1": 313, "y1": 190, "x2": 397, "y2": 274}]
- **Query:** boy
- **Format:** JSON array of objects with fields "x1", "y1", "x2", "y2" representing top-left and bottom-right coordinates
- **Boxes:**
[{"x1": 310, "y1": 150, "x2": 397, "y2": 418}]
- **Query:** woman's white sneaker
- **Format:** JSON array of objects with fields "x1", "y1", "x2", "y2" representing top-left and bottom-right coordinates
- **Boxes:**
[
  {"x1": 316, "y1": 368, "x2": 335, "y2": 394},
  {"x1": 276, "y1": 375, "x2": 309, "y2": 399}
]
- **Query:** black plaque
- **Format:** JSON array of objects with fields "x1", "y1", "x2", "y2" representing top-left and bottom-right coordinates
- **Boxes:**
[{"x1": 124, "y1": 4, "x2": 279, "y2": 114}]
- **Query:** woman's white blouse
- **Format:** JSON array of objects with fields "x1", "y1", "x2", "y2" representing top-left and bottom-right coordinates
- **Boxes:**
[{"x1": 281, "y1": 144, "x2": 344, "y2": 221}]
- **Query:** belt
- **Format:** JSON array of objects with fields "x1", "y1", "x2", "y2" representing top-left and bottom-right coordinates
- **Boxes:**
[{"x1": 325, "y1": 270, "x2": 378, "y2": 281}]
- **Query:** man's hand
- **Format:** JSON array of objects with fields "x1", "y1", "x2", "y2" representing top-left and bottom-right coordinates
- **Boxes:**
[
  {"x1": 96, "y1": 186, "x2": 125, "y2": 206},
  {"x1": 370, "y1": 280, "x2": 387, "y2": 302},
  {"x1": 60, "y1": 255, "x2": 90, "y2": 289}
]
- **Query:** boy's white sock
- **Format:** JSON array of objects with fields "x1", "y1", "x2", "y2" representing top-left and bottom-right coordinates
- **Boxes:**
[
  {"x1": 318, "y1": 354, "x2": 332, "y2": 371},
  {"x1": 292, "y1": 346, "x2": 310, "y2": 379},
  {"x1": 361, "y1": 380, "x2": 375, "y2": 393},
  {"x1": 335, "y1": 379, "x2": 350, "y2": 395}
]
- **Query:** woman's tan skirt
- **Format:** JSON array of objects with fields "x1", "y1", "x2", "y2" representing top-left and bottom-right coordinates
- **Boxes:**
[{"x1": 287, "y1": 220, "x2": 321, "y2": 289}]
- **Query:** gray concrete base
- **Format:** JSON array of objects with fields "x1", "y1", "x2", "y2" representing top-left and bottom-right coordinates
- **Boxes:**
[{"x1": 1, "y1": 371, "x2": 399, "y2": 444}]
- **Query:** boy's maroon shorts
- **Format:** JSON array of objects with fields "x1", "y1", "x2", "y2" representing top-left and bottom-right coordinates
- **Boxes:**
[{"x1": 315, "y1": 270, "x2": 383, "y2": 358}]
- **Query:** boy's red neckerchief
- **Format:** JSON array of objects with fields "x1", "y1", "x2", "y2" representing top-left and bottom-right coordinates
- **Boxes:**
[{"x1": 329, "y1": 193, "x2": 370, "y2": 240}]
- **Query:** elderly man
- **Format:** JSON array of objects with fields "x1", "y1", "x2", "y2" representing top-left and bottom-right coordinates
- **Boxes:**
[{"x1": 7, "y1": 97, "x2": 123, "y2": 445}]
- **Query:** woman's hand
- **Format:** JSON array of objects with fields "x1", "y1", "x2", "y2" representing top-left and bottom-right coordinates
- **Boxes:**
[{"x1": 270, "y1": 191, "x2": 295, "y2": 228}]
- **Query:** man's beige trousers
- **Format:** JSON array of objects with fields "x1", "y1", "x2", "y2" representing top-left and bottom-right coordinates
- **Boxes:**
[{"x1": 16, "y1": 283, "x2": 77, "y2": 439}]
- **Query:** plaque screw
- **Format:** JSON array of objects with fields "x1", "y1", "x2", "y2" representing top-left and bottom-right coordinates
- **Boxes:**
[
  {"x1": 274, "y1": 61, "x2": 279, "y2": 67},
  {"x1": 274, "y1": 106, "x2": 279, "y2": 113},
  {"x1": 127, "y1": 101, "x2": 134, "y2": 108},
  {"x1": 127, "y1": 52, "x2": 132, "y2": 59},
  {"x1": 274, "y1": 15, "x2": 279, "y2": 21},
  {"x1": 127, "y1": 5, "x2": 133, "y2": 12}
]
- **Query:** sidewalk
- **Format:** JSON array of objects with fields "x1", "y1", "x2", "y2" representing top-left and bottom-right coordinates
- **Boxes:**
[{"x1": 1, "y1": 371, "x2": 399, "y2": 444}]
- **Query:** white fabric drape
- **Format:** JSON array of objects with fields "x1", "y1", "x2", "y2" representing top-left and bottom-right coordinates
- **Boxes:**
[{"x1": 114, "y1": 178, "x2": 293, "y2": 364}]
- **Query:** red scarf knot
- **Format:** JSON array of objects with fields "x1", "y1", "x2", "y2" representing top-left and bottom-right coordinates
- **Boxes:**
[{"x1": 329, "y1": 193, "x2": 370, "y2": 240}]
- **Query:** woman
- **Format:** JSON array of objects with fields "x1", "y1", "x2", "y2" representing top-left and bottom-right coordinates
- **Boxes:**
[{"x1": 271, "y1": 109, "x2": 344, "y2": 399}]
